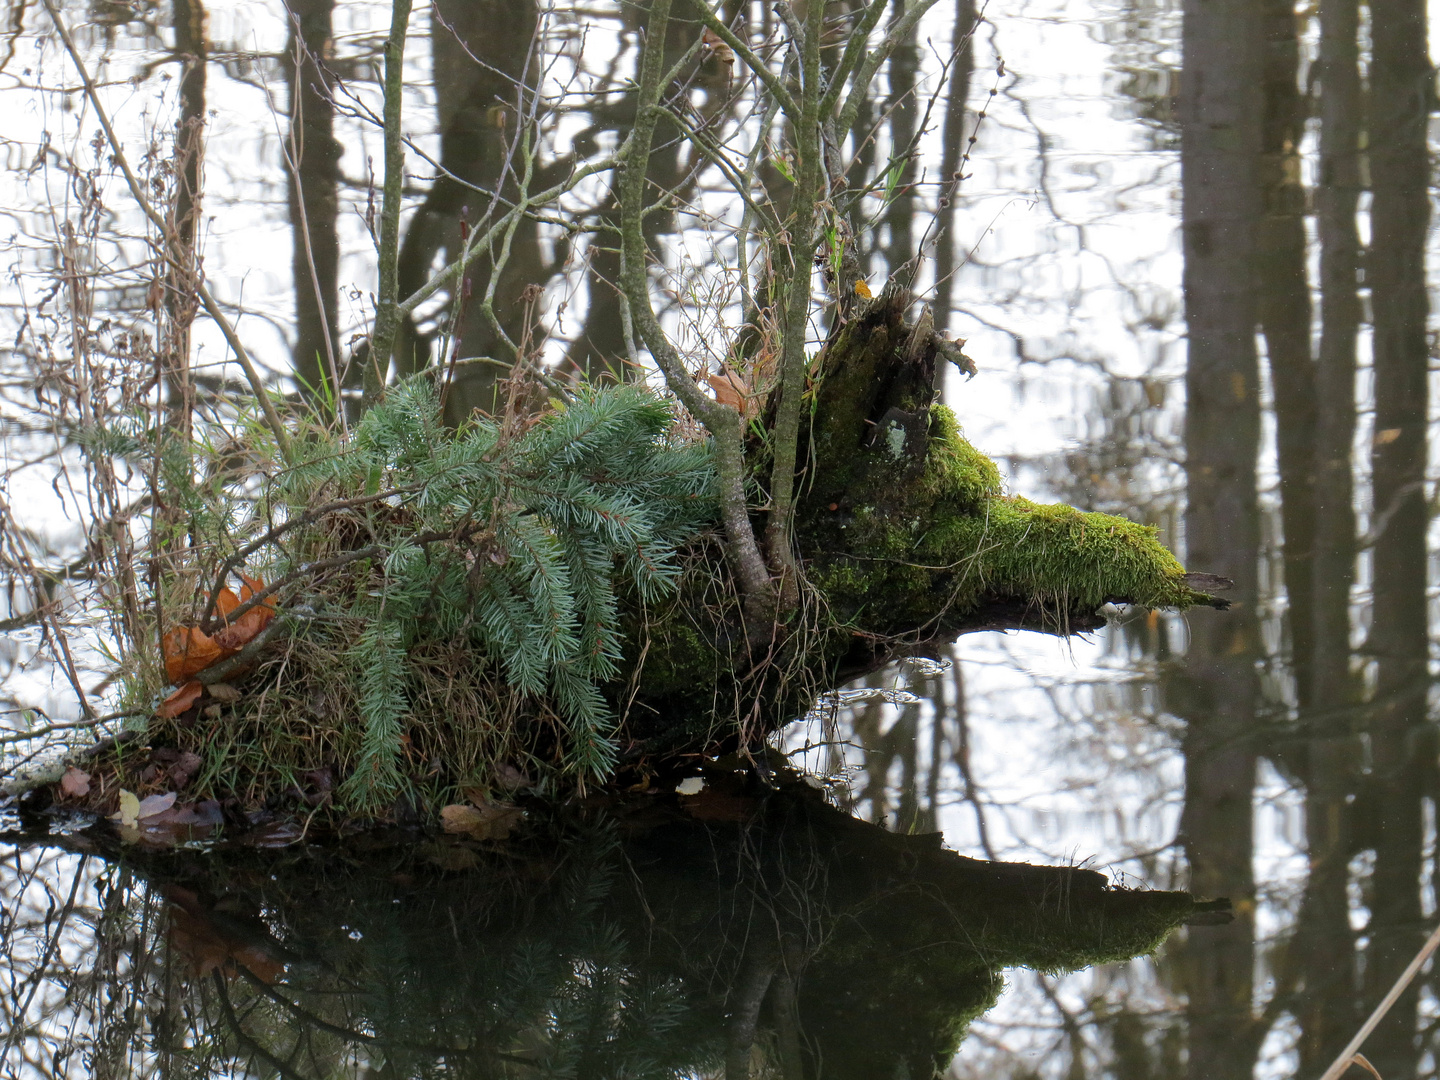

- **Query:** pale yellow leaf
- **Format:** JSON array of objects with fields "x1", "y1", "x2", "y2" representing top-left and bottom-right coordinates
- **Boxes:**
[{"x1": 113, "y1": 789, "x2": 140, "y2": 828}]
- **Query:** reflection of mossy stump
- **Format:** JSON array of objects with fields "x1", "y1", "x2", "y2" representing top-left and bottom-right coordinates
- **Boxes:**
[
  {"x1": 1, "y1": 780, "x2": 1229, "y2": 1078},
  {"x1": 629, "y1": 286, "x2": 1222, "y2": 743}
]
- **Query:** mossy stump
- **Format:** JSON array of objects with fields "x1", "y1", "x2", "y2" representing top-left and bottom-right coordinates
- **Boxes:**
[{"x1": 625, "y1": 285, "x2": 1223, "y2": 744}]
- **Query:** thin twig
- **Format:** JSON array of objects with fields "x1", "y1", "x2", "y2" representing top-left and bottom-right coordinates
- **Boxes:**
[
  {"x1": 0, "y1": 708, "x2": 144, "y2": 749},
  {"x1": 38, "y1": 0, "x2": 294, "y2": 462},
  {"x1": 1317, "y1": 919, "x2": 1440, "y2": 1080}
]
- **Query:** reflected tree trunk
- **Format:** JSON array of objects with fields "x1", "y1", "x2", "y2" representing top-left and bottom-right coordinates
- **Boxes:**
[
  {"x1": 1360, "y1": 0, "x2": 1432, "y2": 1070},
  {"x1": 394, "y1": 0, "x2": 548, "y2": 418},
  {"x1": 1174, "y1": 0, "x2": 1264, "y2": 1069},
  {"x1": 1256, "y1": 0, "x2": 1316, "y2": 710},
  {"x1": 284, "y1": 0, "x2": 343, "y2": 415},
  {"x1": 164, "y1": 0, "x2": 207, "y2": 440},
  {"x1": 1291, "y1": 0, "x2": 1364, "y2": 1066},
  {"x1": 564, "y1": 13, "x2": 735, "y2": 384},
  {"x1": 882, "y1": 6, "x2": 919, "y2": 281}
]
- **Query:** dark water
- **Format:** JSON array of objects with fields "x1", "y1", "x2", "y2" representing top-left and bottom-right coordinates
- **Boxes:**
[{"x1": 0, "y1": 0, "x2": 1437, "y2": 1076}]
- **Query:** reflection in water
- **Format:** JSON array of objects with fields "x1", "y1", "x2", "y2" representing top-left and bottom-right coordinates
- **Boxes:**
[
  {"x1": 285, "y1": 0, "x2": 345, "y2": 416},
  {"x1": 0, "y1": 782, "x2": 1219, "y2": 1078}
]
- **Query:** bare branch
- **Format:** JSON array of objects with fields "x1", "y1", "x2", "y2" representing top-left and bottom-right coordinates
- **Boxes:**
[
  {"x1": 619, "y1": 0, "x2": 771, "y2": 610},
  {"x1": 38, "y1": 0, "x2": 294, "y2": 463}
]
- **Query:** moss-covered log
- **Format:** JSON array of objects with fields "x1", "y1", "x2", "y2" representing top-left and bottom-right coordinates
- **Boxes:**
[{"x1": 625, "y1": 285, "x2": 1224, "y2": 743}]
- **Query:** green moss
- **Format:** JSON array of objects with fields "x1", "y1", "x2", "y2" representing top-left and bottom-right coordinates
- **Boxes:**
[
  {"x1": 924, "y1": 496, "x2": 1196, "y2": 612},
  {"x1": 923, "y1": 405, "x2": 1002, "y2": 509},
  {"x1": 804, "y1": 404, "x2": 1208, "y2": 635}
]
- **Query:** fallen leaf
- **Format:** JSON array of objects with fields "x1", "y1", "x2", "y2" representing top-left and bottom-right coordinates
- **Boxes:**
[
  {"x1": 675, "y1": 776, "x2": 705, "y2": 796},
  {"x1": 157, "y1": 680, "x2": 204, "y2": 718},
  {"x1": 168, "y1": 751, "x2": 203, "y2": 788},
  {"x1": 214, "y1": 575, "x2": 276, "y2": 650},
  {"x1": 244, "y1": 819, "x2": 304, "y2": 848},
  {"x1": 495, "y1": 761, "x2": 532, "y2": 790},
  {"x1": 59, "y1": 767, "x2": 90, "y2": 798},
  {"x1": 441, "y1": 801, "x2": 522, "y2": 841},
  {"x1": 137, "y1": 792, "x2": 178, "y2": 820},
  {"x1": 112, "y1": 789, "x2": 141, "y2": 828},
  {"x1": 213, "y1": 587, "x2": 241, "y2": 620},
  {"x1": 707, "y1": 365, "x2": 749, "y2": 412},
  {"x1": 238, "y1": 573, "x2": 277, "y2": 617},
  {"x1": 163, "y1": 626, "x2": 231, "y2": 682},
  {"x1": 206, "y1": 682, "x2": 242, "y2": 703}
]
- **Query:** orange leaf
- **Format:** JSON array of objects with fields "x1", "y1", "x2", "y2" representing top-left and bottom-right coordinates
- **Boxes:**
[
  {"x1": 237, "y1": 573, "x2": 276, "y2": 614},
  {"x1": 157, "y1": 680, "x2": 204, "y2": 719},
  {"x1": 212, "y1": 587, "x2": 240, "y2": 620},
  {"x1": 214, "y1": 574, "x2": 277, "y2": 650},
  {"x1": 213, "y1": 612, "x2": 262, "y2": 651},
  {"x1": 163, "y1": 627, "x2": 229, "y2": 682},
  {"x1": 707, "y1": 365, "x2": 749, "y2": 412}
]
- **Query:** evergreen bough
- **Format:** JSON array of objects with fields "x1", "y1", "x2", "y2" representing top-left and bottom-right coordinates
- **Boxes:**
[
  {"x1": 327, "y1": 380, "x2": 716, "y2": 804},
  {"x1": 141, "y1": 380, "x2": 716, "y2": 812}
]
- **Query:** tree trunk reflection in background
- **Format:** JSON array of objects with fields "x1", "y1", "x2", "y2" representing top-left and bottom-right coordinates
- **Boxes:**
[
  {"x1": 1360, "y1": 0, "x2": 1432, "y2": 1068},
  {"x1": 1291, "y1": 0, "x2": 1365, "y2": 1061},
  {"x1": 284, "y1": 0, "x2": 344, "y2": 417},
  {"x1": 1173, "y1": 0, "x2": 1264, "y2": 1068}
]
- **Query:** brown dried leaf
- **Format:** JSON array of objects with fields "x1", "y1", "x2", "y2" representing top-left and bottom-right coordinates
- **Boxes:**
[
  {"x1": 163, "y1": 626, "x2": 227, "y2": 682},
  {"x1": 168, "y1": 751, "x2": 203, "y2": 788},
  {"x1": 495, "y1": 762, "x2": 532, "y2": 791},
  {"x1": 238, "y1": 573, "x2": 277, "y2": 617},
  {"x1": 59, "y1": 766, "x2": 90, "y2": 798},
  {"x1": 213, "y1": 574, "x2": 277, "y2": 650},
  {"x1": 157, "y1": 680, "x2": 204, "y2": 719},
  {"x1": 441, "y1": 801, "x2": 522, "y2": 842},
  {"x1": 137, "y1": 792, "x2": 177, "y2": 820},
  {"x1": 700, "y1": 26, "x2": 735, "y2": 64},
  {"x1": 213, "y1": 587, "x2": 241, "y2": 620},
  {"x1": 206, "y1": 682, "x2": 242, "y2": 703},
  {"x1": 707, "y1": 365, "x2": 749, "y2": 412}
]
